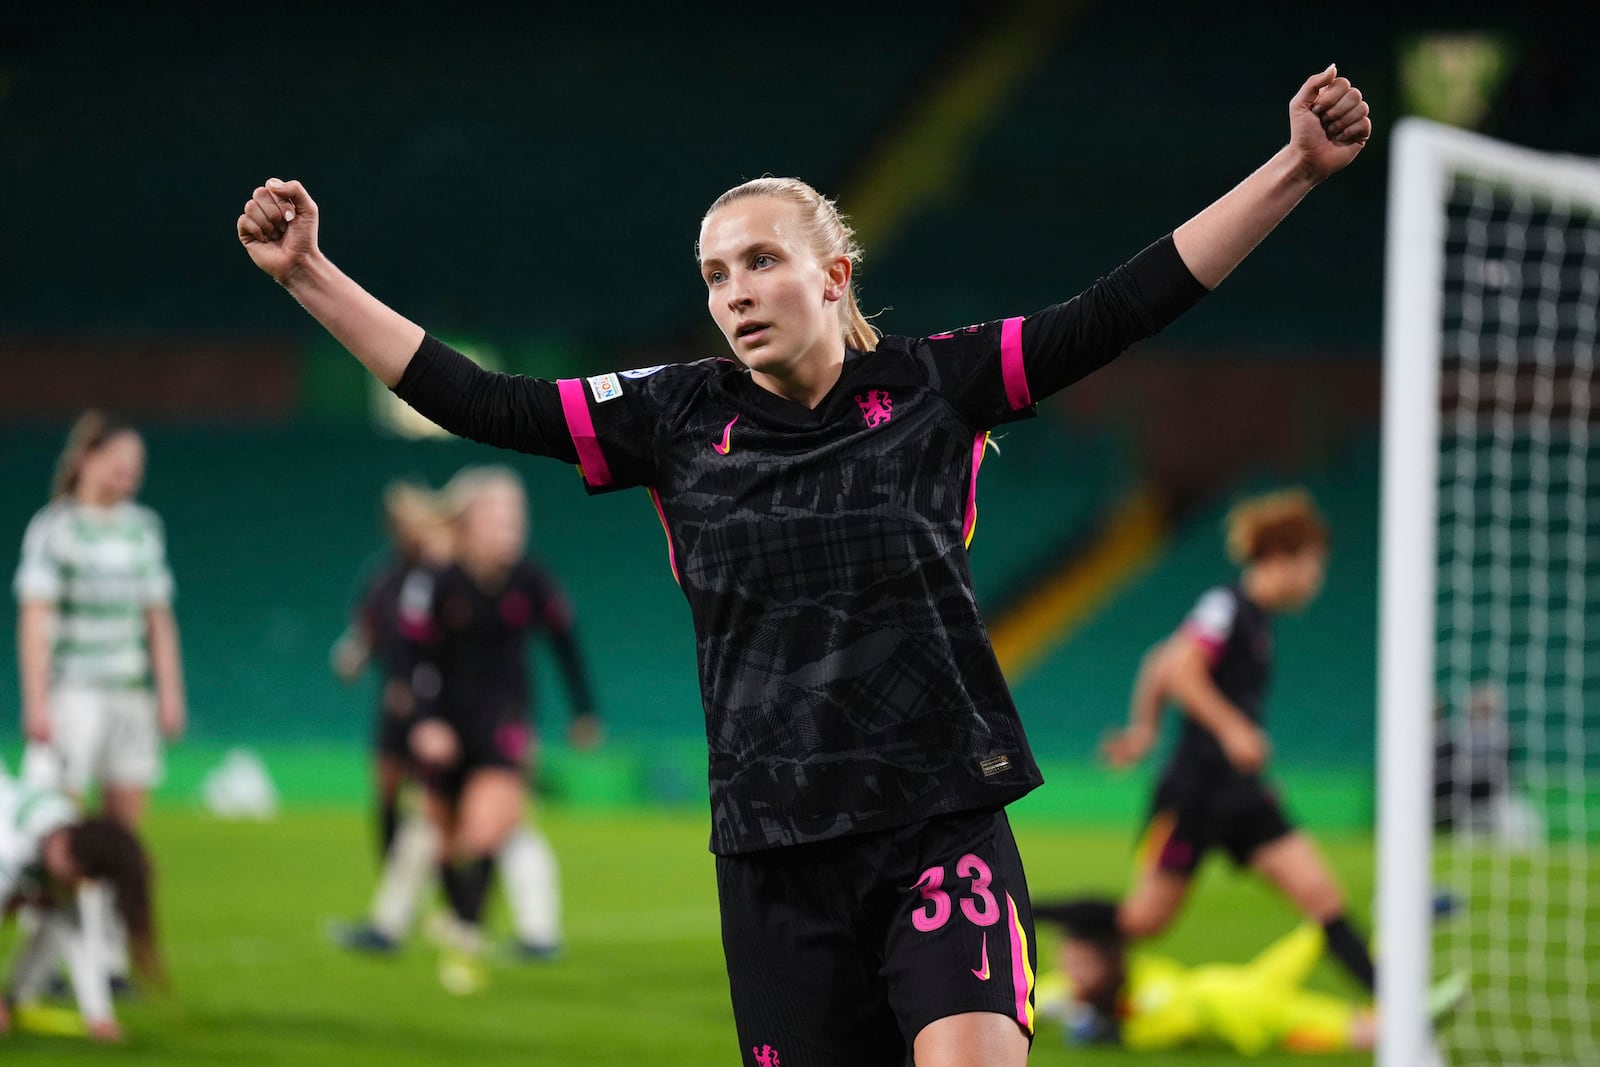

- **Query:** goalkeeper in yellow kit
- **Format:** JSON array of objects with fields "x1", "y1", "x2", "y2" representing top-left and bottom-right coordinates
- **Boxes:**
[{"x1": 1035, "y1": 899, "x2": 1375, "y2": 1054}]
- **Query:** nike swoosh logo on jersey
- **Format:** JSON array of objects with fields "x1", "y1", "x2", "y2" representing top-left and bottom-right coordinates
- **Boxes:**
[
  {"x1": 972, "y1": 932, "x2": 990, "y2": 981},
  {"x1": 712, "y1": 415, "x2": 740, "y2": 455}
]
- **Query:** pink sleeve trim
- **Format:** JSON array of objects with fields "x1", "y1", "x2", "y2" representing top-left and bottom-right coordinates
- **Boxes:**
[
  {"x1": 1180, "y1": 623, "x2": 1226, "y2": 666},
  {"x1": 1000, "y1": 316, "x2": 1030, "y2": 410},
  {"x1": 556, "y1": 378, "x2": 613, "y2": 488}
]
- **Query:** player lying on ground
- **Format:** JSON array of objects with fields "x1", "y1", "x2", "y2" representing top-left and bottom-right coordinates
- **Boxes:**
[
  {"x1": 240, "y1": 66, "x2": 1371, "y2": 1067},
  {"x1": 1034, "y1": 897, "x2": 1467, "y2": 1054},
  {"x1": 0, "y1": 772, "x2": 160, "y2": 1042},
  {"x1": 1100, "y1": 489, "x2": 1379, "y2": 993}
]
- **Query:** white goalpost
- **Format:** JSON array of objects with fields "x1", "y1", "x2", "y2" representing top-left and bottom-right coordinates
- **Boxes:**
[{"x1": 1380, "y1": 118, "x2": 1600, "y2": 1066}]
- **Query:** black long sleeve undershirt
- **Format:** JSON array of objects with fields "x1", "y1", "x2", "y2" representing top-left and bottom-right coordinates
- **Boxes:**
[
  {"x1": 393, "y1": 233, "x2": 1206, "y2": 450},
  {"x1": 1018, "y1": 233, "x2": 1208, "y2": 401},
  {"x1": 394, "y1": 338, "x2": 578, "y2": 463},
  {"x1": 547, "y1": 623, "x2": 598, "y2": 719}
]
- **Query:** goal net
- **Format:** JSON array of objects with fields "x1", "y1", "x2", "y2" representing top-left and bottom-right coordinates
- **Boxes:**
[{"x1": 1380, "y1": 118, "x2": 1600, "y2": 1066}]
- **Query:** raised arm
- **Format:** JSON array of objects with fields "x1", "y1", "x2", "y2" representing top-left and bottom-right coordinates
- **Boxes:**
[
  {"x1": 979, "y1": 67, "x2": 1371, "y2": 417},
  {"x1": 237, "y1": 180, "x2": 422, "y2": 387},
  {"x1": 1172, "y1": 64, "x2": 1370, "y2": 288},
  {"x1": 237, "y1": 182, "x2": 578, "y2": 461}
]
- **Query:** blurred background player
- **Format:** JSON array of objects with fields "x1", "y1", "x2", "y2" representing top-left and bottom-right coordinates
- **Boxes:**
[
  {"x1": 0, "y1": 769, "x2": 161, "y2": 1043},
  {"x1": 409, "y1": 467, "x2": 601, "y2": 991},
  {"x1": 1034, "y1": 898, "x2": 1376, "y2": 1054},
  {"x1": 327, "y1": 481, "x2": 453, "y2": 953},
  {"x1": 13, "y1": 411, "x2": 185, "y2": 991},
  {"x1": 1100, "y1": 489, "x2": 1378, "y2": 994}
]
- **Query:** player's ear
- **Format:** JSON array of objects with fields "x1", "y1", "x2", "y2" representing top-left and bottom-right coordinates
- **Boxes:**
[{"x1": 822, "y1": 255, "x2": 852, "y2": 304}]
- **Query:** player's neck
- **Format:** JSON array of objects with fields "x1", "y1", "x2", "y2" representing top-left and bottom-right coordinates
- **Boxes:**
[
  {"x1": 72, "y1": 489, "x2": 121, "y2": 511},
  {"x1": 461, "y1": 555, "x2": 512, "y2": 590},
  {"x1": 749, "y1": 340, "x2": 846, "y2": 410}
]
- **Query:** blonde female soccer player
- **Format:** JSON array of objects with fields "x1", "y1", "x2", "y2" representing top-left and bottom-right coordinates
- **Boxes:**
[
  {"x1": 331, "y1": 481, "x2": 452, "y2": 863},
  {"x1": 408, "y1": 468, "x2": 599, "y2": 990},
  {"x1": 1101, "y1": 489, "x2": 1378, "y2": 993},
  {"x1": 327, "y1": 481, "x2": 452, "y2": 954},
  {"x1": 239, "y1": 66, "x2": 1371, "y2": 1067}
]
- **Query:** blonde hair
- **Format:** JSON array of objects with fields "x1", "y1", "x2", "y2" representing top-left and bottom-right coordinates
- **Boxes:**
[
  {"x1": 51, "y1": 410, "x2": 138, "y2": 500},
  {"x1": 382, "y1": 479, "x2": 444, "y2": 542},
  {"x1": 1225, "y1": 488, "x2": 1330, "y2": 564},
  {"x1": 702, "y1": 177, "x2": 880, "y2": 352},
  {"x1": 439, "y1": 465, "x2": 525, "y2": 524}
]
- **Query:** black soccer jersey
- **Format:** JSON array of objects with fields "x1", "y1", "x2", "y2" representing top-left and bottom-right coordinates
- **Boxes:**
[
  {"x1": 1168, "y1": 584, "x2": 1274, "y2": 778},
  {"x1": 358, "y1": 556, "x2": 436, "y2": 687},
  {"x1": 414, "y1": 560, "x2": 594, "y2": 731},
  {"x1": 395, "y1": 234, "x2": 1207, "y2": 854}
]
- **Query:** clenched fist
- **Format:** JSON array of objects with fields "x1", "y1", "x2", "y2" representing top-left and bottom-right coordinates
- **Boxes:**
[{"x1": 237, "y1": 178, "x2": 320, "y2": 286}]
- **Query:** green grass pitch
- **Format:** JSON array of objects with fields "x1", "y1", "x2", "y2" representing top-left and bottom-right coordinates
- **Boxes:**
[{"x1": 0, "y1": 808, "x2": 1380, "y2": 1065}]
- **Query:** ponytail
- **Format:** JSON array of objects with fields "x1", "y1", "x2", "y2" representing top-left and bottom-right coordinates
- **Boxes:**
[
  {"x1": 67, "y1": 817, "x2": 166, "y2": 989},
  {"x1": 842, "y1": 287, "x2": 880, "y2": 353}
]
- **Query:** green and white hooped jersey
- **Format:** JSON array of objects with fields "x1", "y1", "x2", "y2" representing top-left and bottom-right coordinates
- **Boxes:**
[
  {"x1": 14, "y1": 499, "x2": 174, "y2": 690},
  {"x1": 0, "y1": 773, "x2": 76, "y2": 904}
]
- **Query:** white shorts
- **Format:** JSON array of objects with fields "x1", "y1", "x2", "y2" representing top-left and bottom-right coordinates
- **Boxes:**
[{"x1": 21, "y1": 687, "x2": 164, "y2": 795}]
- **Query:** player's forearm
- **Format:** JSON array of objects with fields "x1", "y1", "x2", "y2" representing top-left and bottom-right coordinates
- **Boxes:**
[
  {"x1": 1172, "y1": 145, "x2": 1320, "y2": 290},
  {"x1": 1126, "y1": 651, "x2": 1166, "y2": 732},
  {"x1": 283, "y1": 251, "x2": 425, "y2": 388},
  {"x1": 1167, "y1": 664, "x2": 1254, "y2": 740},
  {"x1": 18, "y1": 604, "x2": 53, "y2": 712},
  {"x1": 146, "y1": 607, "x2": 186, "y2": 712},
  {"x1": 549, "y1": 628, "x2": 598, "y2": 717}
]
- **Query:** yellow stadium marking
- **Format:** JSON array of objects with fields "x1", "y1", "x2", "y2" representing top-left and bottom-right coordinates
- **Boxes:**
[
  {"x1": 842, "y1": 0, "x2": 1086, "y2": 253},
  {"x1": 989, "y1": 486, "x2": 1169, "y2": 680}
]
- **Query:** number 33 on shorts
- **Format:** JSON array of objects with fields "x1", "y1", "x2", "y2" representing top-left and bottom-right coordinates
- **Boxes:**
[
  {"x1": 911, "y1": 854, "x2": 1001, "y2": 932},
  {"x1": 887, "y1": 831, "x2": 1038, "y2": 1040}
]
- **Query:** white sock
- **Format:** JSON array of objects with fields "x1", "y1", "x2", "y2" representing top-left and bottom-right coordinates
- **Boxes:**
[
  {"x1": 498, "y1": 826, "x2": 560, "y2": 948},
  {"x1": 369, "y1": 814, "x2": 439, "y2": 941},
  {"x1": 81, "y1": 880, "x2": 127, "y2": 978},
  {"x1": 9, "y1": 905, "x2": 60, "y2": 1001}
]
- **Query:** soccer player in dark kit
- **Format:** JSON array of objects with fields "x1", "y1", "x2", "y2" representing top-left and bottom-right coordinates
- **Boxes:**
[
  {"x1": 239, "y1": 65, "x2": 1371, "y2": 1067},
  {"x1": 408, "y1": 467, "x2": 601, "y2": 992},
  {"x1": 1100, "y1": 489, "x2": 1377, "y2": 994},
  {"x1": 331, "y1": 481, "x2": 451, "y2": 863}
]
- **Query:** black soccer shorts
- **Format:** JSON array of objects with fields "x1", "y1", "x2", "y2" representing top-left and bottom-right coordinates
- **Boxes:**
[
  {"x1": 716, "y1": 807, "x2": 1036, "y2": 1067},
  {"x1": 1140, "y1": 771, "x2": 1295, "y2": 876},
  {"x1": 412, "y1": 714, "x2": 532, "y2": 801}
]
